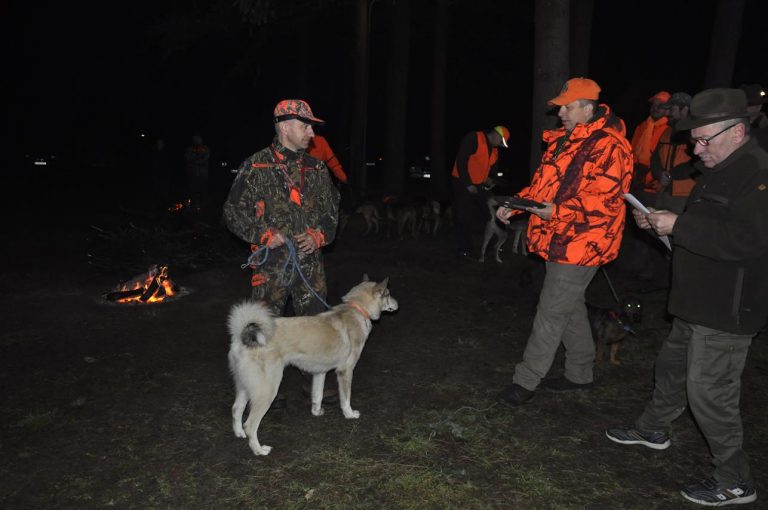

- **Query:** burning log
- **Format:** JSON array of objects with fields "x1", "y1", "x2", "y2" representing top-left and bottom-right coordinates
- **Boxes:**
[
  {"x1": 139, "y1": 276, "x2": 161, "y2": 302},
  {"x1": 104, "y1": 264, "x2": 178, "y2": 304},
  {"x1": 104, "y1": 288, "x2": 145, "y2": 301}
]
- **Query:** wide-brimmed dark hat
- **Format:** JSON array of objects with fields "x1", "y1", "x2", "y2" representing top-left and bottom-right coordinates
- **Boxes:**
[{"x1": 676, "y1": 88, "x2": 749, "y2": 131}]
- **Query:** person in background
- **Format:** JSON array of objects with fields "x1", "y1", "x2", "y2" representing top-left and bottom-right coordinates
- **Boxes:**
[
  {"x1": 652, "y1": 92, "x2": 695, "y2": 215},
  {"x1": 150, "y1": 137, "x2": 172, "y2": 210},
  {"x1": 308, "y1": 134, "x2": 348, "y2": 186},
  {"x1": 450, "y1": 125, "x2": 509, "y2": 257},
  {"x1": 739, "y1": 83, "x2": 768, "y2": 150},
  {"x1": 607, "y1": 88, "x2": 768, "y2": 507},
  {"x1": 495, "y1": 77, "x2": 633, "y2": 407},
  {"x1": 184, "y1": 134, "x2": 211, "y2": 210},
  {"x1": 630, "y1": 91, "x2": 671, "y2": 205}
]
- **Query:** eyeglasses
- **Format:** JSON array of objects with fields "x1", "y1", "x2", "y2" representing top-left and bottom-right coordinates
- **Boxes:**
[{"x1": 690, "y1": 124, "x2": 735, "y2": 146}]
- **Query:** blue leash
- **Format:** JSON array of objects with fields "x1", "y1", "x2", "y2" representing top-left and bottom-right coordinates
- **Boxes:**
[{"x1": 241, "y1": 238, "x2": 331, "y2": 310}]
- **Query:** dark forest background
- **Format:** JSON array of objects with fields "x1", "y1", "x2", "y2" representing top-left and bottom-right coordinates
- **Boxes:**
[{"x1": 6, "y1": 0, "x2": 768, "y2": 199}]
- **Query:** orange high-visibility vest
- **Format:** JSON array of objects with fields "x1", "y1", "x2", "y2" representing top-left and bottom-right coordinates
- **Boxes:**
[
  {"x1": 631, "y1": 116, "x2": 668, "y2": 167},
  {"x1": 451, "y1": 132, "x2": 498, "y2": 184},
  {"x1": 655, "y1": 127, "x2": 695, "y2": 197}
]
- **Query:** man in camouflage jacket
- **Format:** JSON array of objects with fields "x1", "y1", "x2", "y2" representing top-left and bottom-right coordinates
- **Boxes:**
[{"x1": 223, "y1": 99, "x2": 340, "y2": 316}]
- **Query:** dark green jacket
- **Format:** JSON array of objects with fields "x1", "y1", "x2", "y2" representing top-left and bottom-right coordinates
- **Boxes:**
[
  {"x1": 669, "y1": 138, "x2": 768, "y2": 334},
  {"x1": 223, "y1": 138, "x2": 340, "y2": 252}
]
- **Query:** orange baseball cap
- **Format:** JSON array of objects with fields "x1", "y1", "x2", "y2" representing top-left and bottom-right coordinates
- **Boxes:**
[
  {"x1": 648, "y1": 91, "x2": 671, "y2": 103},
  {"x1": 494, "y1": 126, "x2": 510, "y2": 148},
  {"x1": 548, "y1": 78, "x2": 601, "y2": 106},
  {"x1": 273, "y1": 99, "x2": 325, "y2": 125}
]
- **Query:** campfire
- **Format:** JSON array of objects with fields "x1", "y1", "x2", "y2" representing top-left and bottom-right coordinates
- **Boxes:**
[
  {"x1": 104, "y1": 264, "x2": 179, "y2": 304},
  {"x1": 167, "y1": 198, "x2": 191, "y2": 213}
]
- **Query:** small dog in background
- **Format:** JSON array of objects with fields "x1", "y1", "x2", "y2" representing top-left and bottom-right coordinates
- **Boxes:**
[
  {"x1": 337, "y1": 202, "x2": 382, "y2": 238},
  {"x1": 587, "y1": 296, "x2": 643, "y2": 365},
  {"x1": 354, "y1": 203, "x2": 381, "y2": 236},
  {"x1": 479, "y1": 196, "x2": 528, "y2": 263},
  {"x1": 384, "y1": 198, "x2": 419, "y2": 239},
  {"x1": 415, "y1": 199, "x2": 442, "y2": 236}
]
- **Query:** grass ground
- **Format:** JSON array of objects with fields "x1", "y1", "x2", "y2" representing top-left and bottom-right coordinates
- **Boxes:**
[{"x1": 1, "y1": 189, "x2": 765, "y2": 509}]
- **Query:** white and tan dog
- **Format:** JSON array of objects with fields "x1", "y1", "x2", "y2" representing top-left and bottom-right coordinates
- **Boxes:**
[{"x1": 227, "y1": 276, "x2": 398, "y2": 456}]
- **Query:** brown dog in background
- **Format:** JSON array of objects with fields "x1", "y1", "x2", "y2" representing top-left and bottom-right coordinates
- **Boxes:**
[{"x1": 587, "y1": 296, "x2": 642, "y2": 365}]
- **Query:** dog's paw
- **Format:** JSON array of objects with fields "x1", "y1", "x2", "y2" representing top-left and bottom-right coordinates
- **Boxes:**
[
  {"x1": 234, "y1": 428, "x2": 247, "y2": 439},
  {"x1": 251, "y1": 444, "x2": 272, "y2": 456},
  {"x1": 343, "y1": 409, "x2": 360, "y2": 419},
  {"x1": 312, "y1": 406, "x2": 325, "y2": 417}
]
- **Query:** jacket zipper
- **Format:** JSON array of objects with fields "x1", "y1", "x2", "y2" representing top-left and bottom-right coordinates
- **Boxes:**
[{"x1": 732, "y1": 267, "x2": 744, "y2": 327}]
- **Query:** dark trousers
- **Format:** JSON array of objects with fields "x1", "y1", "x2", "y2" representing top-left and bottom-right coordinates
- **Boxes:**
[
  {"x1": 636, "y1": 318, "x2": 753, "y2": 485},
  {"x1": 451, "y1": 178, "x2": 479, "y2": 254}
]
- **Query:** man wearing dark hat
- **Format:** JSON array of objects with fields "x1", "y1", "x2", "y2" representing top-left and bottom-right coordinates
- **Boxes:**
[
  {"x1": 607, "y1": 88, "x2": 768, "y2": 506},
  {"x1": 223, "y1": 99, "x2": 340, "y2": 405}
]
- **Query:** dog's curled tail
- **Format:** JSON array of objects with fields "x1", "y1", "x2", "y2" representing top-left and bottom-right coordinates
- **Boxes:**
[{"x1": 228, "y1": 301, "x2": 276, "y2": 347}]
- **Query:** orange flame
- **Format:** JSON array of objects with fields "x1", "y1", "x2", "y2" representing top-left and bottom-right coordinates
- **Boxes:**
[{"x1": 114, "y1": 265, "x2": 177, "y2": 303}]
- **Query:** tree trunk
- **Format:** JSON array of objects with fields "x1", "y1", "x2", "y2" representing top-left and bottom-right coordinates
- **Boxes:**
[
  {"x1": 703, "y1": 0, "x2": 745, "y2": 88},
  {"x1": 350, "y1": 0, "x2": 369, "y2": 200},
  {"x1": 384, "y1": 0, "x2": 410, "y2": 197},
  {"x1": 529, "y1": 0, "x2": 570, "y2": 175},
  {"x1": 429, "y1": 0, "x2": 449, "y2": 200},
  {"x1": 569, "y1": 0, "x2": 594, "y2": 77}
]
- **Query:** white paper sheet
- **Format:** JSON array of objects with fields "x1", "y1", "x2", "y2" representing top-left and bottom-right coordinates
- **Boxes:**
[{"x1": 623, "y1": 193, "x2": 672, "y2": 251}]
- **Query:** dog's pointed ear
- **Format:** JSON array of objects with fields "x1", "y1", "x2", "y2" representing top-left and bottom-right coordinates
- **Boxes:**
[
  {"x1": 362, "y1": 273, "x2": 370, "y2": 282},
  {"x1": 374, "y1": 277, "x2": 389, "y2": 292}
]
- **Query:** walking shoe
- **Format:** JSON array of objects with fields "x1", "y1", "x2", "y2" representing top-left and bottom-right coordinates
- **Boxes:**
[
  {"x1": 540, "y1": 376, "x2": 593, "y2": 393},
  {"x1": 605, "y1": 425, "x2": 670, "y2": 450},
  {"x1": 497, "y1": 384, "x2": 535, "y2": 408},
  {"x1": 680, "y1": 477, "x2": 757, "y2": 506}
]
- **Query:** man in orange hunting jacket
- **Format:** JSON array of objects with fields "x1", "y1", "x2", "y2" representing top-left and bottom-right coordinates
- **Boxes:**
[
  {"x1": 495, "y1": 77, "x2": 634, "y2": 407},
  {"x1": 631, "y1": 91, "x2": 671, "y2": 204}
]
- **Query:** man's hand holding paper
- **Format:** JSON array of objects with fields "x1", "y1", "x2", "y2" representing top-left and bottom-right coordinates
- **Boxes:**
[{"x1": 646, "y1": 210, "x2": 678, "y2": 236}]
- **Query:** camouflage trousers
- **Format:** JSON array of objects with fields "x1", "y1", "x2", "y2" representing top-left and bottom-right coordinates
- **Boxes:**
[{"x1": 250, "y1": 251, "x2": 328, "y2": 317}]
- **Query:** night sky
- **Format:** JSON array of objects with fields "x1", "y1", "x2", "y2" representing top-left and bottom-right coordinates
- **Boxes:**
[{"x1": 8, "y1": 0, "x2": 768, "y2": 184}]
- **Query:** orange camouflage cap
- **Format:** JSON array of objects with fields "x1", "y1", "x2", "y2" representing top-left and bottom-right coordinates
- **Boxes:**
[
  {"x1": 273, "y1": 99, "x2": 325, "y2": 125},
  {"x1": 648, "y1": 90, "x2": 671, "y2": 103},
  {"x1": 548, "y1": 77, "x2": 601, "y2": 106}
]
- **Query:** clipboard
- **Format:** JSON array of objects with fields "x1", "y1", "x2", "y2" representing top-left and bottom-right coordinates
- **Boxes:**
[{"x1": 494, "y1": 195, "x2": 546, "y2": 210}]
